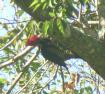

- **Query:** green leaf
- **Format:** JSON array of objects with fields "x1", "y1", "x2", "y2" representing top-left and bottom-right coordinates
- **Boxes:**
[
  {"x1": 0, "y1": 78, "x2": 7, "y2": 87},
  {"x1": 57, "y1": 19, "x2": 64, "y2": 33},
  {"x1": 53, "y1": 0, "x2": 57, "y2": 5},
  {"x1": 33, "y1": 3, "x2": 41, "y2": 11},
  {"x1": 48, "y1": 0, "x2": 54, "y2": 8},
  {"x1": 42, "y1": 2, "x2": 47, "y2": 10},
  {"x1": 49, "y1": 11, "x2": 55, "y2": 17},
  {"x1": 42, "y1": 21, "x2": 50, "y2": 35},
  {"x1": 80, "y1": 88, "x2": 84, "y2": 94},
  {"x1": 30, "y1": 0, "x2": 39, "y2": 7},
  {"x1": 85, "y1": 86, "x2": 92, "y2": 94}
]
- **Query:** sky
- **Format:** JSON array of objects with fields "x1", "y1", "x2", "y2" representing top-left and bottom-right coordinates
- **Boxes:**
[
  {"x1": 0, "y1": 0, "x2": 16, "y2": 36},
  {"x1": 0, "y1": 0, "x2": 105, "y2": 93},
  {"x1": 0, "y1": 0, "x2": 14, "y2": 36},
  {"x1": 0, "y1": 0, "x2": 21, "y2": 92}
]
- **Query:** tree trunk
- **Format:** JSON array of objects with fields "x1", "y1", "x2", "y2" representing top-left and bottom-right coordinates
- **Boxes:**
[{"x1": 14, "y1": 0, "x2": 105, "y2": 80}]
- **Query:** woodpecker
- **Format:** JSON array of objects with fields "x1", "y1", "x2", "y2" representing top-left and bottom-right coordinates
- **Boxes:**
[{"x1": 26, "y1": 35, "x2": 77, "y2": 73}]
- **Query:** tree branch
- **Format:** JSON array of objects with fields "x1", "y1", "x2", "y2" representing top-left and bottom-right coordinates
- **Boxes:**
[
  {"x1": 0, "y1": 46, "x2": 33, "y2": 69},
  {"x1": 16, "y1": 61, "x2": 48, "y2": 94},
  {"x1": 31, "y1": 63, "x2": 51, "y2": 93},
  {"x1": 63, "y1": 26, "x2": 105, "y2": 79},
  {"x1": 0, "y1": 23, "x2": 28, "y2": 51},
  {"x1": 38, "y1": 66, "x2": 59, "y2": 93},
  {"x1": 13, "y1": 0, "x2": 105, "y2": 80},
  {"x1": 6, "y1": 49, "x2": 40, "y2": 94}
]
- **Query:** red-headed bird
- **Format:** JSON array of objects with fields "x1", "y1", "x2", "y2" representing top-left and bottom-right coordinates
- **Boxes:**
[{"x1": 26, "y1": 35, "x2": 78, "y2": 73}]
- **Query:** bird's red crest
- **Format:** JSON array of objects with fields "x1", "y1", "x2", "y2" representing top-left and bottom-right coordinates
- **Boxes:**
[{"x1": 26, "y1": 35, "x2": 40, "y2": 46}]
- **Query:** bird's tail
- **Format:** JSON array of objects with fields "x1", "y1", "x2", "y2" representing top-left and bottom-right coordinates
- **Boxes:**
[{"x1": 63, "y1": 63, "x2": 70, "y2": 75}]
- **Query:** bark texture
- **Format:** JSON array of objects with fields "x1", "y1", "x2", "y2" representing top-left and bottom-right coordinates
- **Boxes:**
[{"x1": 14, "y1": 0, "x2": 105, "y2": 80}]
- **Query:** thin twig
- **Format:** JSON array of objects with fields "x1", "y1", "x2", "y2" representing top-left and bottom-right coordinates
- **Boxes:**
[
  {"x1": 16, "y1": 61, "x2": 48, "y2": 94},
  {"x1": 6, "y1": 49, "x2": 40, "y2": 94},
  {"x1": 0, "y1": 23, "x2": 28, "y2": 51},
  {"x1": 0, "y1": 46, "x2": 33, "y2": 69},
  {"x1": 60, "y1": 66, "x2": 65, "y2": 92},
  {"x1": 0, "y1": 18, "x2": 30, "y2": 24},
  {"x1": 31, "y1": 63, "x2": 51, "y2": 94},
  {"x1": 38, "y1": 66, "x2": 59, "y2": 93}
]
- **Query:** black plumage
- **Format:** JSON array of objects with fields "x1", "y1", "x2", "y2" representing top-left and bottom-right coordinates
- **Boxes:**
[
  {"x1": 38, "y1": 38, "x2": 69, "y2": 72},
  {"x1": 26, "y1": 35, "x2": 79, "y2": 73}
]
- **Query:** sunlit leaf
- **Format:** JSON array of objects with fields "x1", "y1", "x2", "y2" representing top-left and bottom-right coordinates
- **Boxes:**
[
  {"x1": 42, "y1": 21, "x2": 50, "y2": 35},
  {"x1": 30, "y1": 0, "x2": 38, "y2": 7},
  {"x1": 0, "y1": 78, "x2": 7, "y2": 87},
  {"x1": 33, "y1": 3, "x2": 41, "y2": 11},
  {"x1": 57, "y1": 19, "x2": 64, "y2": 33}
]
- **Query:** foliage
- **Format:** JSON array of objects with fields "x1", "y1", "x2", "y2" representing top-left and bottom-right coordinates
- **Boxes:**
[
  {"x1": 0, "y1": 0, "x2": 105, "y2": 94},
  {"x1": 0, "y1": 78, "x2": 7, "y2": 87}
]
